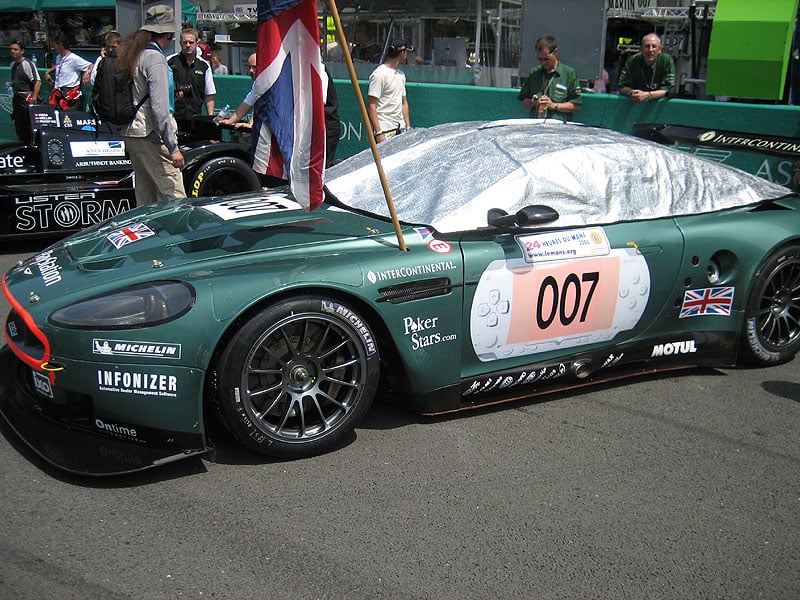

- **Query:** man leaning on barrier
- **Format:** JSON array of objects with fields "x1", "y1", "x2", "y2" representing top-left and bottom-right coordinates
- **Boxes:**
[{"x1": 618, "y1": 33, "x2": 676, "y2": 102}]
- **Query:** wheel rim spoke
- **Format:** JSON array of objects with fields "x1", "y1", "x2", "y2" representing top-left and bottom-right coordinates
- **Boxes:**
[
  {"x1": 308, "y1": 396, "x2": 331, "y2": 427},
  {"x1": 319, "y1": 338, "x2": 349, "y2": 360},
  {"x1": 316, "y1": 389, "x2": 347, "y2": 411},
  {"x1": 274, "y1": 398, "x2": 298, "y2": 435},
  {"x1": 323, "y1": 357, "x2": 359, "y2": 371},
  {"x1": 279, "y1": 327, "x2": 300, "y2": 358},
  {"x1": 249, "y1": 380, "x2": 282, "y2": 398},
  {"x1": 254, "y1": 391, "x2": 287, "y2": 421},
  {"x1": 322, "y1": 374, "x2": 357, "y2": 389}
]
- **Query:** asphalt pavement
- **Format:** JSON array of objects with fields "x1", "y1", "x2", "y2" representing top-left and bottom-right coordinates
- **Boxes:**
[{"x1": 0, "y1": 241, "x2": 798, "y2": 599}]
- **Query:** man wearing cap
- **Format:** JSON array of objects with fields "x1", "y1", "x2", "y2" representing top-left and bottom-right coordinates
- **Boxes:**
[
  {"x1": 367, "y1": 38, "x2": 412, "y2": 143},
  {"x1": 116, "y1": 4, "x2": 185, "y2": 205}
]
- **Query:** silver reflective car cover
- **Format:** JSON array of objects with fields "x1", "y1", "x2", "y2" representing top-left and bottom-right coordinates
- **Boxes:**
[{"x1": 325, "y1": 119, "x2": 791, "y2": 233}]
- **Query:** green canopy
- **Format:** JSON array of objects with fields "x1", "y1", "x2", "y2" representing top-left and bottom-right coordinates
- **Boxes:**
[
  {"x1": 182, "y1": 0, "x2": 197, "y2": 27},
  {"x1": 0, "y1": 1, "x2": 43, "y2": 10},
  {"x1": 37, "y1": 0, "x2": 114, "y2": 7}
]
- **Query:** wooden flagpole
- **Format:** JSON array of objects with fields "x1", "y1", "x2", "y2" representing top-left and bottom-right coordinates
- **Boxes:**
[{"x1": 325, "y1": 0, "x2": 408, "y2": 252}]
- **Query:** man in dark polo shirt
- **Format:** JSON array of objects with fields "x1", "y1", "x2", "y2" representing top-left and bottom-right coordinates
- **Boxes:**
[
  {"x1": 167, "y1": 28, "x2": 216, "y2": 131},
  {"x1": 8, "y1": 40, "x2": 41, "y2": 141},
  {"x1": 618, "y1": 33, "x2": 676, "y2": 102},
  {"x1": 518, "y1": 35, "x2": 582, "y2": 122}
]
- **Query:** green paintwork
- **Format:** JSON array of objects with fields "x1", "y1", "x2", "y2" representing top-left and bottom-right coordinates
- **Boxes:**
[
  {"x1": 5, "y1": 127, "x2": 800, "y2": 477},
  {"x1": 706, "y1": 0, "x2": 800, "y2": 99},
  {"x1": 7, "y1": 184, "x2": 800, "y2": 427}
]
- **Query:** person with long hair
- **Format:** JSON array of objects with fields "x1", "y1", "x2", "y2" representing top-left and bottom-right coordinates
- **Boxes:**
[{"x1": 117, "y1": 5, "x2": 185, "y2": 205}]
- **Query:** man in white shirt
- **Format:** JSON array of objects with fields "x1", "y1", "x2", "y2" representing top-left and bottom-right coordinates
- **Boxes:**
[
  {"x1": 211, "y1": 54, "x2": 229, "y2": 75},
  {"x1": 217, "y1": 52, "x2": 257, "y2": 129},
  {"x1": 44, "y1": 35, "x2": 93, "y2": 110},
  {"x1": 367, "y1": 38, "x2": 412, "y2": 143}
]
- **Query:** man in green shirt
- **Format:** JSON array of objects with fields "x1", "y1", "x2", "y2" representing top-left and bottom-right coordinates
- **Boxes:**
[
  {"x1": 618, "y1": 33, "x2": 676, "y2": 102},
  {"x1": 518, "y1": 35, "x2": 581, "y2": 121}
]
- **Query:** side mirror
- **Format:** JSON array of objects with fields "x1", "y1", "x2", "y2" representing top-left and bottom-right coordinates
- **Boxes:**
[{"x1": 487, "y1": 205, "x2": 559, "y2": 229}]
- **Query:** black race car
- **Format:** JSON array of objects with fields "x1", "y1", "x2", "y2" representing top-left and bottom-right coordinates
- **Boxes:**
[{"x1": 0, "y1": 105, "x2": 263, "y2": 239}]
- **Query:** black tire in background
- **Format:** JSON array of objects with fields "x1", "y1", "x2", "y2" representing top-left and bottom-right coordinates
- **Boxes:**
[
  {"x1": 213, "y1": 296, "x2": 380, "y2": 459},
  {"x1": 741, "y1": 244, "x2": 800, "y2": 365},
  {"x1": 186, "y1": 156, "x2": 261, "y2": 198}
]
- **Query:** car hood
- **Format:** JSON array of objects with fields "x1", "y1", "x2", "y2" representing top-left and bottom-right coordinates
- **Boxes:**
[{"x1": 3, "y1": 188, "x2": 385, "y2": 307}]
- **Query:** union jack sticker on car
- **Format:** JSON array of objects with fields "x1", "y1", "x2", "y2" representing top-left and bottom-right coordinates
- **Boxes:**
[
  {"x1": 107, "y1": 223, "x2": 156, "y2": 249},
  {"x1": 679, "y1": 286, "x2": 734, "y2": 318}
]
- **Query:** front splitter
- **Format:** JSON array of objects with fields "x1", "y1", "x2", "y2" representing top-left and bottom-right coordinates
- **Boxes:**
[{"x1": 0, "y1": 346, "x2": 211, "y2": 476}]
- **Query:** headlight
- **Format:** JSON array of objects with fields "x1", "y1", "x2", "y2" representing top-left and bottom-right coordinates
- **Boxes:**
[{"x1": 49, "y1": 281, "x2": 195, "y2": 330}]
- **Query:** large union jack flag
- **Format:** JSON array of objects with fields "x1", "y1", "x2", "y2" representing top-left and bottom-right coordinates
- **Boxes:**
[
  {"x1": 251, "y1": 0, "x2": 327, "y2": 210},
  {"x1": 679, "y1": 286, "x2": 735, "y2": 318}
]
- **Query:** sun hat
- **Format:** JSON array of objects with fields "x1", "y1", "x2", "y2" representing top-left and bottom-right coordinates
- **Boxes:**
[{"x1": 141, "y1": 4, "x2": 177, "y2": 34}]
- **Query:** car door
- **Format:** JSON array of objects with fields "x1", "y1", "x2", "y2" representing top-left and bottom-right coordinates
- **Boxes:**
[{"x1": 459, "y1": 218, "x2": 685, "y2": 378}]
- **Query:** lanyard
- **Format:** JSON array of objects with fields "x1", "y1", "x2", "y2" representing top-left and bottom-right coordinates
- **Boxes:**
[
  {"x1": 541, "y1": 71, "x2": 556, "y2": 96},
  {"x1": 642, "y1": 60, "x2": 657, "y2": 91},
  {"x1": 55, "y1": 52, "x2": 68, "y2": 86}
]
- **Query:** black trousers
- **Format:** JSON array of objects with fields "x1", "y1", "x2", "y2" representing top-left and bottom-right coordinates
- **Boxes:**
[{"x1": 11, "y1": 93, "x2": 31, "y2": 142}]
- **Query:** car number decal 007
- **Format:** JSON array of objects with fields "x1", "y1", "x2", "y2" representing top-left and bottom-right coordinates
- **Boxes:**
[
  {"x1": 470, "y1": 249, "x2": 650, "y2": 361},
  {"x1": 200, "y1": 194, "x2": 303, "y2": 220}
]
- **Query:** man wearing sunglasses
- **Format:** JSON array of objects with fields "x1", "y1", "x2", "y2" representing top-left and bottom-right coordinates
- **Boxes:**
[
  {"x1": 518, "y1": 35, "x2": 581, "y2": 121},
  {"x1": 618, "y1": 33, "x2": 675, "y2": 102}
]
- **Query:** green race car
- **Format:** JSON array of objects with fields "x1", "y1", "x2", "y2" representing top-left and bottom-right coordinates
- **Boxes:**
[{"x1": 2, "y1": 120, "x2": 799, "y2": 475}]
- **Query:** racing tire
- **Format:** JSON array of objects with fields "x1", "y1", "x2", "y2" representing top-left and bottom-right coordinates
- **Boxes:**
[
  {"x1": 214, "y1": 296, "x2": 380, "y2": 459},
  {"x1": 186, "y1": 156, "x2": 261, "y2": 198},
  {"x1": 741, "y1": 244, "x2": 800, "y2": 365}
]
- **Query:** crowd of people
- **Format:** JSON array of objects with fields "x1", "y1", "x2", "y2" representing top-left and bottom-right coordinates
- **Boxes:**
[
  {"x1": 6, "y1": 20, "x2": 679, "y2": 145},
  {"x1": 12, "y1": 17, "x2": 764, "y2": 205}
]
